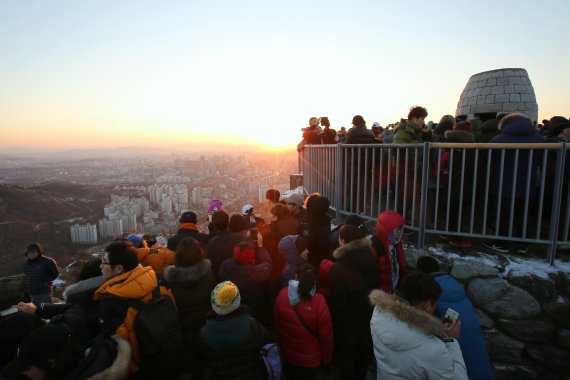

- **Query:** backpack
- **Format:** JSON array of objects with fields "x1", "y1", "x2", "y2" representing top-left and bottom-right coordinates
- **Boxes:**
[
  {"x1": 260, "y1": 342, "x2": 283, "y2": 380},
  {"x1": 120, "y1": 285, "x2": 184, "y2": 376}
]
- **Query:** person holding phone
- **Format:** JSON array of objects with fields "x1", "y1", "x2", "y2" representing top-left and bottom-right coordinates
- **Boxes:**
[{"x1": 370, "y1": 271, "x2": 468, "y2": 380}]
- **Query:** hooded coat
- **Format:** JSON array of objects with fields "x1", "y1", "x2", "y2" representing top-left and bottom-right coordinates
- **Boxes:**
[
  {"x1": 490, "y1": 118, "x2": 546, "y2": 198},
  {"x1": 164, "y1": 260, "x2": 216, "y2": 372},
  {"x1": 135, "y1": 246, "x2": 176, "y2": 275},
  {"x1": 329, "y1": 237, "x2": 379, "y2": 379},
  {"x1": 344, "y1": 125, "x2": 377, "y2": 144},
  {"x1": 273, "y1": 281, "x2": 333, "y2": 368},
  {"x1": 167, "y1": 223, "x2": 209, "y2": 251},
  {"x1": 393, "y1": 119, "x2": 423, "y2": 144},
  {"x1": 278, "y1": 235, "x2": 307, "y2": 287},
  {"x1": 306, "y1": 196, "x2": 331, "y2": 267},
  {"x1": 371, "y1": 211, "x2": 408, "y2": 293},
  {"x1": 205, "y1": 231, "x2": 250, "y2": 280},
  {"x1": 94, "y1": 265, "x2": 175, "y2": 374},
  {"x1": 432, "y1": 273, "x2": 495, "y2": 380},
  {"x1": 369, "y1": 290, "x2": 468, "y2": 380}
]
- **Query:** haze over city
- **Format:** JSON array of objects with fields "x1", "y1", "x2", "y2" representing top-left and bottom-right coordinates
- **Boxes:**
[{"x1": 1, "y1": 0, "x2": 569, "y2": 153}]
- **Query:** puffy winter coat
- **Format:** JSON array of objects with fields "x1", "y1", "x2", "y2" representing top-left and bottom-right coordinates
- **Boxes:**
[
  {"x1": 274, "y1": 282, "x2": 333, "y2": 368},
  {"x1": 205, "y1": 231, "x2": 250, "y2": 278},
  {"x1": 306, "y1": 196, "x2": 331, "y2": 267},
  {"x1": 200, "y1": 307, "x2": 273, "y2": 380},
  {"x1": 370, "y1": 290, "x2": 468, "y2": 380},
  {"x1": 329, "y1": 238, "x2": 379, "y2": 348},
  {"x1": 278, "y1": 235, "x2": 307, "y2": 287},
  {"x1": 164, "y1": 260, "x2": 216, "y2": 372},
  {"x1": 168, "y1": 223, "x2": 209, "y2": 251},
  {"x1": 344, "y1": 126, "x2": 377, "y2": 144},
  {"x1": 432, "y1": 273, "x2": 494, "y2": 380},
  {"x1": 371, "y1": 211, "x2": 408, "y2": 293},
  {"x1": 22, "y1": 255, "x2": 59, "y2": 295},
  {"x1": 94, "y1": 265, "x2": 175, "y2": 374},
  {"x1": 393, "y1": 119, "x2": 423, "y2": 144},
  {"x1": 135, "y1": 245, "x2": 175, "y2": 275},
  {"x1": 490, "y1": 118, "x2": 546, "y2": 198}
]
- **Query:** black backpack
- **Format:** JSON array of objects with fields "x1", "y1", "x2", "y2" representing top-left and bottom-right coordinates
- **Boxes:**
[{"x1": 121, "y1": 285, "x2": 184, "y2": 377}]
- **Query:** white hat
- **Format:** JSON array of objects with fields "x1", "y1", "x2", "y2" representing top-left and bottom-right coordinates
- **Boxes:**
[
  {"x1": 372, "y1": 122, "x2": 381, "y2": 128},
  {"x1": 242, "y1": 204, "x2": 254, "y2": 215}
]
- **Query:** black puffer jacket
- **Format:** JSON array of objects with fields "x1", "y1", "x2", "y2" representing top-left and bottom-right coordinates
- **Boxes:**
[
  {"x1": 164, "y1": 260, "x2": 216, "y2": 372},
  {"x1": 307, "y1": 196, "x2": 331, "y2": 267},
  {"x1": 22, "y1": 255, "x2": 59, "y2": 295},
  {"x1": 199, "y1": 307, "x2": 273, "y2": 380},
  {"x1": 344, "y1": 126, "x2": 377, "y2": 144},
  {"x1": 205, "y1": 231, "x2": 250, "y2": 279}
]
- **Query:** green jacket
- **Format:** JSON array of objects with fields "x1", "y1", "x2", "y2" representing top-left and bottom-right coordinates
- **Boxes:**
[{"x1": 393, "y1": 119, "x2": 422, "y2": 144}]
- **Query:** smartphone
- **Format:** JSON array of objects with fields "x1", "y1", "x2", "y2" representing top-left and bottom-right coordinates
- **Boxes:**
[
  {"x1": 444, "y1": 308, "x2": 460, "y2": 323},
  {"x1": 0, "y1": 307, "x2": 19, "y2": 317}
]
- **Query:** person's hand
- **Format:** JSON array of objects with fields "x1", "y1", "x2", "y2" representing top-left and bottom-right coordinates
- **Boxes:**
[
  {"x1": 443, "y1": 319, "x2": 461, "y2": 340},
  {"x1": 13, "y1": 302, "x2": 37, "y2": 314}
]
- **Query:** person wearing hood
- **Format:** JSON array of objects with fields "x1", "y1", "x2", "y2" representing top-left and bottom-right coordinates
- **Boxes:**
[
  {"x1": 484, "y1": 113, "x2": 546, "y2": 254},
  {"x1": 278, "y1": 234, "x2": 308, "y2": 287},
  {"x1": 128, "y1": 233, "x2": 175, "y2": 275},
  {"x1": 416, "y1": 256, "x2": 494, "y2": 380},
  {"x1": 329, "y1": 225, "x2": 379, "y2": 380},
  {"x1": 168, "y1": 211, "x2": 209, "y2": 251},
  {"x1": 22, "y1": 243, "x2": 60, "y2": 306},
  {"x1": 369, "y1": 271, "x2": 468, "y2": 380},
  {"x1": 274, "y1": 264, "x2": 333, "y2": 380},
  {"x1": 218, "y1": 241, "x2": 273, "y2": 326},
  {"x1": 370, "y1": 211, "x2": 409, "y2": 293},
  {"x1": 306, "y1": 194, "x2": 331, "y2": 267},
  {"x1": 164, "y1": 237, "x2": 215, "y2": 378}
]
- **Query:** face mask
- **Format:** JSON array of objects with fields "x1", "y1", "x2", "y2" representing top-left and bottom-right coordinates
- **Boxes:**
[{"x1": 208, "y1": 214, "x2": 213, "y2": 222}]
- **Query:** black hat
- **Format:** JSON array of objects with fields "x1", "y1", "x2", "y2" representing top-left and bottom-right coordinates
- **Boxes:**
[
  {"x1": 179, "y1": 211, "x2": 198, "y2": 223},
  {"x1": 24, "y1": 243, "x2": 43, "y2": 257},
  {"x1": 228, "y1": 214, "x2": 249, "y2": 233}
]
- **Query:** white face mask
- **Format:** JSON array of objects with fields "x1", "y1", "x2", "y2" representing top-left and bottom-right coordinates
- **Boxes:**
[{"x1": 208, "y1": 214, "x2": 213, "y2": 222}]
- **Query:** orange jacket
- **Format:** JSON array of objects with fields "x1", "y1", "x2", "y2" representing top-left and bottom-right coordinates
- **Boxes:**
[
  {"x1": 135, "y1": 245, "x2": 176, "y2": 274},
  {"x1": 94, "y1": 265, "x2": 175, "y2": 373}
]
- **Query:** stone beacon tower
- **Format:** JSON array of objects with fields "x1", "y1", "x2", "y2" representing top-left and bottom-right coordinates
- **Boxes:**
[{"x1": 456, "y1": 68, "x2": 538, "y2": 122}]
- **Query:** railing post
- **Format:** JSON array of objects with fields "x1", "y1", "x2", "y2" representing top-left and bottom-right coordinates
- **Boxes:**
[
  {"x1": 335, "y1": 144, "x2": 342, "y2": 224},
  {"x1": 547, "y1": 143, "x2": 566, "y2": 265},
  {"x1": 417, "y1": 142, "x2": 430, "y2": 249}
]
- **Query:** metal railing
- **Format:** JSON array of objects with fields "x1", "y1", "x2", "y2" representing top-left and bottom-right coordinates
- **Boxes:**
[{"x1": 299, "y1": 143, "x2": 569, "y2": 265}]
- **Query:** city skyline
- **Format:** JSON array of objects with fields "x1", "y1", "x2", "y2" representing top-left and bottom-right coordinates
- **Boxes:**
[{"x1": 1, "y1": 1, "x2": 569, "y2": 151}]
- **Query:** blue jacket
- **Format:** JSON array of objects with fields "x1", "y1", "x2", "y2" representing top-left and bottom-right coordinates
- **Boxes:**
[
  {"x1": 432, "y1": 273, "x2": 495, "y2": 380},
  {"x1": 22, "y1": 255, "x2": 59, "y2": 295},
  {"x1": 490, "y1": 119, "x2": 545, "y2": 198}
]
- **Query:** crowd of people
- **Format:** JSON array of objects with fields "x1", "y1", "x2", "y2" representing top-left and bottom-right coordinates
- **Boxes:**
[
  {"x1": 1, "y1": 186, "x2": 497, "y2": 379},
  {"x1": 298, "y1": 109, "x2": 570, "y2": 252}
]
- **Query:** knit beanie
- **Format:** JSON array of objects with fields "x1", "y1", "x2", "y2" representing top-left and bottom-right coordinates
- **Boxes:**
[
  {"x1": 208, "y1": 198, "x2": 223, "y2": 213},
  {"x1": 233, "y1": 242, "x2": 256, "y2": 265},
  {"x1": 211, "y1": 281, "x2": 241, "y2": 316},
  {"x1": 127, "y1": 233, "x2": 145, "y2": 248},
  {"x1": 228, "y1": 214, "x2": 249, "y2": 233}
]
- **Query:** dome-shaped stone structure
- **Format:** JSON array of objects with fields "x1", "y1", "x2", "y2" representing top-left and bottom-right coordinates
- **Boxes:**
[{"x1": 456, "y1": 68, "x2": 538, "y2": 122}]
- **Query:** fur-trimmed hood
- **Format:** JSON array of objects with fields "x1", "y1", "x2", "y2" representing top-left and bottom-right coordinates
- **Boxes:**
[
  {"x1": 444, "y1": 129, "x2": 474, "y2": 143},
  {"x1": 86, "y1": 335, "x2": 131, "y2": 380},
  {"x1": 63, "y1": 275, "x2": 106, "y2": 301},
  {"x1": 333, "y1": 237, "x2": 371, "y2": 259},
  {"x1": 163, "y1": 259, "x2": 212, "y2": 283},
  {"x1": 369, "y1": 289, "x2": 446, "y2": 342}
]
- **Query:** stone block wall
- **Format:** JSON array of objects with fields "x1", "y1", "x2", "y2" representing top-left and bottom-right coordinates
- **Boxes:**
[
  {"x1": 456, "y1": 68, "x2": 539, "y2": 122},
  {"x1": 407, "y1": 248, "x2": 570, "y2": 380}
]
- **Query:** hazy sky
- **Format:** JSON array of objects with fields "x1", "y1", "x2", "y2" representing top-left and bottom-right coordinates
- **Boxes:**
[{"x1": 1, "y1": 1, "x2": 568, "y2": 151}]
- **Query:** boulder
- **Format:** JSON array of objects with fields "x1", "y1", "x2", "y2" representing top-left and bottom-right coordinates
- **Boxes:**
[
  {"x1": 508, "y1": 272, "x2": 556, "y2": 300},
  {"x1": 484, "y1": 329, "x2": 525, "y2": 363},
  {"x1": 525, "y1": 345, "x2": 570, "y2": 374},
  {"x1": 476, "y1": 308, "x2": 494, "y2": 329},
  {"x1": 467, "y1": 278, "x2": 541, "y2": 319},
  {"x1": 496, "y1": 319, "x2": 555, "y2": 342},
  {"x1": 542, "y1": 299, "x2": 570, "y2": 329},
  {"x1": 552, "y1": 271, "x2": 570, "y2": 297},
  {"x1": 451, "y1": 259, "x2": 499, "y2": 280},
  {"x1": 557, "y1": 330, "x2": 570, "y2": 349},
  {"x1": 493, "y1": 364, "x2": 560, "y2": 380}
]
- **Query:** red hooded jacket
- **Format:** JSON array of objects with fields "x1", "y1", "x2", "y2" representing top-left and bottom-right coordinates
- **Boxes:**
[
  {"x1": 274, "y1": 286, "x2": 333, "y2": 368},
  {"x1": 370, "y1": 211, "x2": 409, "y2": 293}
]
